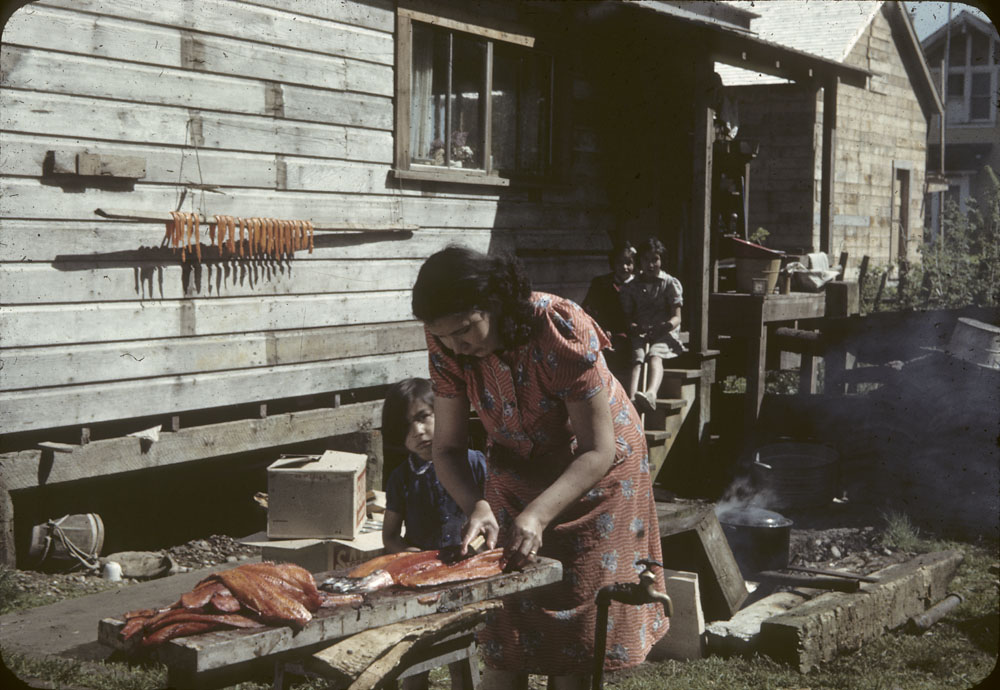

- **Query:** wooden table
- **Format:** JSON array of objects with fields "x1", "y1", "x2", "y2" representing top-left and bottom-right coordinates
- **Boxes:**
[
  {"x1": 99, "y1": 558, "x2": 562, "y2": 689},
  {"x1": 710, "y1": 292, "x2": 827, "y2": 427}
]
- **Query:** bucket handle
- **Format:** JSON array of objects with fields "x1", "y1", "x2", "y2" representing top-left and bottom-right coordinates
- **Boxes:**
[{"x1": 43, "y1": 519, "x2": 101, "y2": 572}]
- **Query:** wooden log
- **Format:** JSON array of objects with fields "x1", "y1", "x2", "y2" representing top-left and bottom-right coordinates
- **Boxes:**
[{"x1": 306, "y1": 601, "x2": 498, "y2": 688}]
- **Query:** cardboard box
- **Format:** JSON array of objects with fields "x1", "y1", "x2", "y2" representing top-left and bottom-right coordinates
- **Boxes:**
[
  {"x1": 243, "y1": 516, "x2": 386, "y2": 574},
  {"x1": 267, "y1": 450, "x2": 367, "y2": 539}
]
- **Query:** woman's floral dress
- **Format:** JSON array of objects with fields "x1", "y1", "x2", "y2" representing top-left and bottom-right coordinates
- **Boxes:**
[{"x1": 426, "y1": 292, "x2": 667, "y2": 675}]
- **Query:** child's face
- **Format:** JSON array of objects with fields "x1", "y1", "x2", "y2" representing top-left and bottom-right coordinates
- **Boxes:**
[
  {"x1": 612, "y1": 251, "x2": 635, "y2": 282},
  {"x1": 639, "y1": 251, "x2": 661, "y2": 279},
  {"x1": 404, "y1": 399, "x2": 435, "y2": 462}
]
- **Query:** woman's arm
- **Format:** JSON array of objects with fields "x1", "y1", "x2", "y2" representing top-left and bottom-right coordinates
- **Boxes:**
[
  {"x1": 668, "y1": 303, "x2": 682, "y2": 330},
  {"x1": 381, "y1": 510, "x2": 417, "y2": 553},
  {"x1": 506, "y1": 387, "x2": 617, "y2": 566},
  {"x1": 432, "y1": 395, "x2": 499, "y2": 553}
]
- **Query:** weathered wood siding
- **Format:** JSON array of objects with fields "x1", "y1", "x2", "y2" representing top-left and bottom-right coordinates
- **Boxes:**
[
  {"x1": 0, "y1": 0, "x2": 614, "y2": 437},
  {"x1": 827, "y1": 4, "x2": 928, "y2": 267},
  {"x1": 729, "y1": 6, "x2": 930, "y2": 269}
]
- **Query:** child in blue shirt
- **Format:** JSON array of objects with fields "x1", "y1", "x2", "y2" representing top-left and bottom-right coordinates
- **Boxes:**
[
  {"x1": 382, "y1": 377, "x2": 486, "y2": 553},
  {"x1": 381, "y1": 378, "x2": 486, "y2": 689}
]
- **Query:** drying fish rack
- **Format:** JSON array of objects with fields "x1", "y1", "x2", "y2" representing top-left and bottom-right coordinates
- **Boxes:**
[
  {"x1": 95, "y1": 207, "x2": 418, "y2": 262},
  {"x1": 98, "y1": 557, "x2": 561, "y2": 689},
  {"x1": 95, "y1": 208, "x2": 418, "y2": 234}
]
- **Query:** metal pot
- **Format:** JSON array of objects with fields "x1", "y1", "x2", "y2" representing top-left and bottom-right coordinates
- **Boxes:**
[{"x1": 716, "y1": 506, "x2": 793, "y2": 577}]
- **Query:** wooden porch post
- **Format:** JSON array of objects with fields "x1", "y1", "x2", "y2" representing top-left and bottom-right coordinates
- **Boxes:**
[
  {"x1": 690, "y1": 60, "x2": 715, "y2": 354},
  {"x1": 819, "y1": 76, "x2": 838, "y2": 254}
]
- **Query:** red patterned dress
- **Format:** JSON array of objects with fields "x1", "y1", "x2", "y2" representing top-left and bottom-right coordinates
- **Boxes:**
[{"x1": 426, "y1": 292, "x2": 667, "y2": 675}]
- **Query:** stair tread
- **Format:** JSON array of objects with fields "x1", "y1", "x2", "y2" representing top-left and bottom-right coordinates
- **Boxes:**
[
  {"x1": 654, "y1": 398, "x2": 687, "y2": 410},
  {"x1": 644, "y1": 429, "x2": 672, "y2": 442},
  {"x1": 661, "y1": 368, "x2": 702, "y2": 381}
]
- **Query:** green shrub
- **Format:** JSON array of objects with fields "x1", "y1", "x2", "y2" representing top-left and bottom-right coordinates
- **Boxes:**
[{"x1": 861, "y1": 164, "x2": 1000, "y2": 313}]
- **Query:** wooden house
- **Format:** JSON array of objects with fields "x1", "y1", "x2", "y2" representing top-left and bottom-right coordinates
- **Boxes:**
[
  {"x1": 922, "y1": 9, "x2": 1000, "y2": 234},
  {"x1": 716, "y1": 1, "x2": 943, "y2": 273},
  {"x1": 0, "y1": 0, "x2": 870, "y2": 565}
]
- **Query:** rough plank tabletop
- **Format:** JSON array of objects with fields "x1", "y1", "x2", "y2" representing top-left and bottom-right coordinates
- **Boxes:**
[{"x1": 98, "y1": 557, "x2": 562, "y2": 677}]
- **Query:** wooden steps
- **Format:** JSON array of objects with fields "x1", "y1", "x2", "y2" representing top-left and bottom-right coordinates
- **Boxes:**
[{"x1": 644, "y1": 429, "x2": 672, "y2": 444}]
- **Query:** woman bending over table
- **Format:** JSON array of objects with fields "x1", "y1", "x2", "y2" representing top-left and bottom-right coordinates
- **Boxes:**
[{"x1": 411, "y1": 246, "x2": 668, "y2": 690}]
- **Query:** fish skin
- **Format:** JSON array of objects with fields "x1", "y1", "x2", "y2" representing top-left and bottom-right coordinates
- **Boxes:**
[
  {"x1": 209, "y1": 592, "x2": 241, "y2": 613},
  {"x1": 348, "y1": 550, "x2": 442, "y2": 579},
  {"x1": 216, "y1": 567, "x2": 313, "y2": 628},
  {"x1": 396, "y1": 548, "x2": 505, "y2": 588},
  {"x1": 179, "y1": 580, "x2": 230, "y2": 609},
  {"x1": 321, "y1": 569, "x2": 394, "y2": 594},
  {"x1": 237, "y1": 562, "x2": 323, "y2": 609},
  {"x1": 141, "y1": 621, "x2": 220, "y2": 647},
  {"x1": 319, "y1": 592, "x2": 365, "y2": 608},
  {"x1": 144, "y1": 611, "x2": 265, "y2": 634},
  {"x1": 121, "y1": 616, "x2": 152, "y2": 641}
]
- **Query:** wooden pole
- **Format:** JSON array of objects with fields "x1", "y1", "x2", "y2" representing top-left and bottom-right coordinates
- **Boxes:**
[
  {"x1": 819, "y1": 77, "x2": 839, "y2": 254},
  {"x1": 690, "y1": 59, "x2": 715, "y2": 355}
]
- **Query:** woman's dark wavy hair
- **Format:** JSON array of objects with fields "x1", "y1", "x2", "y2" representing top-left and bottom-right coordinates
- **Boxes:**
[
  {"x1": 412, "y1": 245, "x2": 536, "y2": 350},
  {"x1": 608, "y1": 240, "x2": 636, "y2": 269},
  {"x1": 381, "y1": 377, "x2": 434, "y2": 467},
  {"x1": 637, "y1": 236, "x2": 666, "y2": 261}
]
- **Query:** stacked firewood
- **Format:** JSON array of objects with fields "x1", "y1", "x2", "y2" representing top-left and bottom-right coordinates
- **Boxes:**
[{"x1": 165, "y1": 212, "x2": 314, "y2": 261}]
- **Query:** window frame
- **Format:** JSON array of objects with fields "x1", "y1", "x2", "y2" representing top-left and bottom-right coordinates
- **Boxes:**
[
  {"x1": 394, "y1": 3, "x2": 557, "y2": 187},
  {"x1": 930, "y1": 26, "x2": 998, "y2": 126}
]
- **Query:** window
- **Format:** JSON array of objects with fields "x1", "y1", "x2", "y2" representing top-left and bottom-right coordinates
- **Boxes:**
[
  {"x1": 969, "y1": 72, "x2": 993, "y2": 120},
  {"x1": 396, "y1": 5, "x2": 554, "y2": 185},
  {"x1": 947, "y1": 73, "x2": 964, "y2": 99},
  {"x1": 930, "y1": 25, "x2": 998, "y2": 125}
]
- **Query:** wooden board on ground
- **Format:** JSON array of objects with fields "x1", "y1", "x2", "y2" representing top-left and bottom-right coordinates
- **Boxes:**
[
  {"x1": 307, "y1": 601, "x2": 499, "y2": 688},
  {"x1": 658, "y1": 503, "x2": 748, "y2": 622},
  {"x1": 98, "y1": 557, "x2": 561, "y2": 689}
]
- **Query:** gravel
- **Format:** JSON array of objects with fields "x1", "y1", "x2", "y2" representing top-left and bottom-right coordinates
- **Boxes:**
[
  {"x1": 5, "y1": 518, "x2": 913, "y2": 610},
  {"x1": 5, "y1": 535, "x2": 263, "y2": 607}
]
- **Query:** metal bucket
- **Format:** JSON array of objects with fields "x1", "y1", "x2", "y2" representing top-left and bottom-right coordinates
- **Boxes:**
[
  {"x1": 752, "y1": 442, "x2": 838, "y2": 511},
  {"x1": 717, "y1": 506, "x2": 793, "y2": 577},
  {"x1": 28, "y1": 513, "x2": 104, "y2": 569},
  {"x1": 947, "y1": 317, "x2": 1000, "y2": 369}
]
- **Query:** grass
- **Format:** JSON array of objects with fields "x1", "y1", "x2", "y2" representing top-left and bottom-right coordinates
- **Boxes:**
[{"x1": 2, "y1": 517, "x2": 996, "y2": 690}]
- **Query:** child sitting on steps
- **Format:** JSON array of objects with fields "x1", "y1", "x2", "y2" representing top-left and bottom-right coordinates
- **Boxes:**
[{"x1": 619, "y1": 236, "x2": 686, "y2": 414}]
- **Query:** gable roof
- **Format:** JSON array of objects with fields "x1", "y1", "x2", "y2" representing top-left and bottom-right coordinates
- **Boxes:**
[
  {"x1": 716, "y1": 1, "x2": 882, "y2": 85},
  {"x1": 921, "y1": 9, "x2": 999, "y2": 49},
  {"x1": 712, "y1": 1, "x2": 941, "y2": 118}
]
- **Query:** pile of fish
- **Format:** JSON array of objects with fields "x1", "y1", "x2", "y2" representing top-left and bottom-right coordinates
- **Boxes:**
[
  {"x1": 117, "y1": 550, "x2": 509, "y2": 648},
  {"x1": 321, "y1": 548, "x2": 505, "y2": 593},
  {"x1": 118, "y1": 561, "x2": 358, "y2": 648}
]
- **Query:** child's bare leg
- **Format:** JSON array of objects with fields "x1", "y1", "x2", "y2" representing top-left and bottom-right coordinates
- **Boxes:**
[
  {"x1": 645, "y1": 355, "x2": 664, "y2": 400},
  {"x1": 628, "y1": 362, "x2": 643, "y2": 399}
]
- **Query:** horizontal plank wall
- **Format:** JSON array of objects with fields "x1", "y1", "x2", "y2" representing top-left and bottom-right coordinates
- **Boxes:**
[{"x1": 0, "y1": 0, "x2": 616, "y2": 439}]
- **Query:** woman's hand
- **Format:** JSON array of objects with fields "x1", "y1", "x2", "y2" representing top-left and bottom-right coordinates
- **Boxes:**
[
  {"x1": 504, "y1": 509, "x2": 546, "y2": 569},
  {"x1": 461, "y1": 500, "x2": 499, "y2": 554}
]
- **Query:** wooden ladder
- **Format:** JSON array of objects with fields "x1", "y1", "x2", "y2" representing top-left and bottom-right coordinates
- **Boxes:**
[{"x1": 640, "y1": 368, "x2": 701, "y2": 482}]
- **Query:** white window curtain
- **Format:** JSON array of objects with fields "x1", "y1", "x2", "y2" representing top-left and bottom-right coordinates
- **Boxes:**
[{"x1": 410, "y1": 34, "x2": 435, "y2": 163}]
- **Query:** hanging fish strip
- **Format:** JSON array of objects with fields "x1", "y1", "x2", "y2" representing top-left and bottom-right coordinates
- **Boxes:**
[{"x1": 165, "y1": 212, "x2": 314, "y2": 261}]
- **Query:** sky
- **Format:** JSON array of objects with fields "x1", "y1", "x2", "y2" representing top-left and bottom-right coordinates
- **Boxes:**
[{"x1": 903, "y1": 1, "x2": 996, "y2": 39}]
